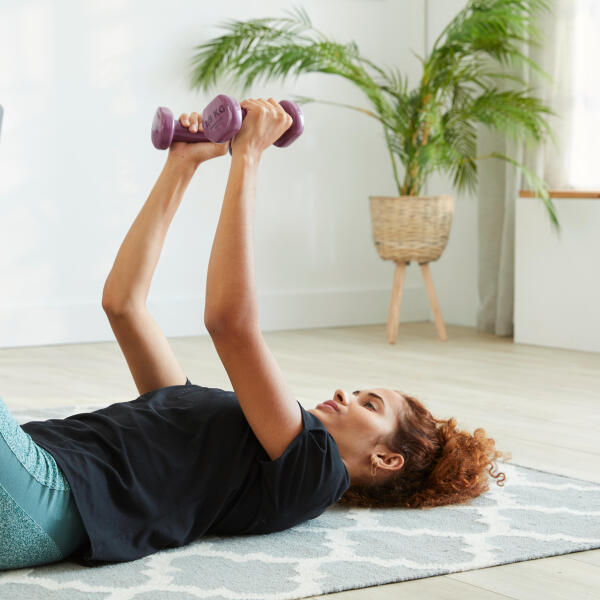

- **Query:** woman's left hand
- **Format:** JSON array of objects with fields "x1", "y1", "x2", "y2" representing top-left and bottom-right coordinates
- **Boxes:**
[
  {"x1": 167, "y1": 112, "x2": 229, "y2": 165},
  {"x1": 230, "y1": 98, "x2": 293, "y2": 159}
]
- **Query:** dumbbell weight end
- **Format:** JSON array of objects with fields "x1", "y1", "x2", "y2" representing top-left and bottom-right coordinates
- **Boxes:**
[{"x1": 151, "y1": 106, "x2": 211, "y2": 150}]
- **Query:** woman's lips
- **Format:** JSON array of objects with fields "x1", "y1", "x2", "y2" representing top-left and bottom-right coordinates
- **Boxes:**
[{"x1": 319, "y1": 400, "x2": 339, "y2": 412}]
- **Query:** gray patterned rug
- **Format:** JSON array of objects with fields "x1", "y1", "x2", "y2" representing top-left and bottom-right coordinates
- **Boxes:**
[{"x1": 1, "y1": 403, "x2": 599, "y2": 600}]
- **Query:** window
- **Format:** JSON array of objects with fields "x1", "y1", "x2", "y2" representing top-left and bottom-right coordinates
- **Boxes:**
[{"x1": 568, "y1": 0, "x2": 600, "y2": 188}]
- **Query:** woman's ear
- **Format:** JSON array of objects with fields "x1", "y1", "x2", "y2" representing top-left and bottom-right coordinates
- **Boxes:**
[{"x1": 375, "y1": 450, "x2": 405, "y2": 473}]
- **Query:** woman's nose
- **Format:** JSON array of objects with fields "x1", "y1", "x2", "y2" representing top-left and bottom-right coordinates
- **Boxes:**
[{"x1": 333, "y1": 389, "x2": 347, "y2": 405}]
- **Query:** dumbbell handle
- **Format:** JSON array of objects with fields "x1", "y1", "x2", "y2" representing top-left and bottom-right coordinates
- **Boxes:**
[
  {"x1": 166, "y1": 109, "x2": 250, "y2": 145},
  {"x1": 170, "y1": 122, "x2": 211, "y2": 144}
]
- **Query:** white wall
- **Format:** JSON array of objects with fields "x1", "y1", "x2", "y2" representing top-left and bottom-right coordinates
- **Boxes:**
[
  {"x1": 0, "y1": 0, "x2": 476, "y2": 349},
  {"x1": 423, "y1": 0, "x2": 479, "y2": 329},
  {"x1": 515, "y1": 196, "x2": 600, "y2": 353}
]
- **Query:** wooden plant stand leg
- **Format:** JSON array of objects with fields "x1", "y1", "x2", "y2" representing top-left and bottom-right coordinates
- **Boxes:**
[
  {"x1": 420, "y1": 262, "x2": 447, "y2": 341},
  {"x1": 386, "y1": 261, "x2": 408, "y2": 345}
]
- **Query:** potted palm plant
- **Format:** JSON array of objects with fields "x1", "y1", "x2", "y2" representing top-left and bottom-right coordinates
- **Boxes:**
[{"x1": 188, "y1": 0, "x2": 556, "y2": 343}]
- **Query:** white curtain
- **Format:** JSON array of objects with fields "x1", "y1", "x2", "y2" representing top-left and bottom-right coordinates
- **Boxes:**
[{"x1": 476, "y1": 0, "x2": 584, "y2": 336}]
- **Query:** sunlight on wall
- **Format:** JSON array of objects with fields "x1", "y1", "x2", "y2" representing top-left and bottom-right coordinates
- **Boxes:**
[
  {"x1": 0, "y1": 1, "x2": 55, "y2": 195},
  {"x1": 19, "y1": 3, "x2": 55, "y2": 86},
  {"x1": 0, "y1": 1, "x2": 58, "y2": 315},
  {"x1": 0, "y1": 2, "x2": 55, "y2": 87},
  {"x1": 84, "y1": 0, "x2": 138, "y2": 234},
  {"x1": 0, "y1": 156, "x2": 25, "y2": 196},
  {"x1": 568, "y1": 0, "x2": 600, "y2": 188},
  {"x1": 83, "y1": 0, "x2": 139, "y2": 124},
  {"x1": 85, "y1": 6, "x2": 138, "y2": 116},
  {"x1": 88, "y1": 24, "x2": 132, "y2": 89},
  {"x1": 0, "y1": 12, "x2": 18, "y2": 88}
]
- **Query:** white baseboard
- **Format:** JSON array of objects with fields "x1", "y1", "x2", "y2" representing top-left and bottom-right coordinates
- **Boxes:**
[{"x1": 0, "y1": 284, "x2": 429, "y2": 349}]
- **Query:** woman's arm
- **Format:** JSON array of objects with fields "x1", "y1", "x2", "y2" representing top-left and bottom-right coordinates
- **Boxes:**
[
  {"x1": 102, "y1": 111, "x2": 228, "y2": 311},
  {"x1": 101, "y1": 111, "x2": 228, "y2": 395},
  {"x1": 205, "y1": 99, "x2": 302, "y2": 461},
  {"x1": 204, "y1": 152, "x2": 260, "y2": 329},
  {"x1": 102, "y1": 157, "x2": 197, "y2": 310},
  {"x1": 204, "y1": 98, "x2": 293, "y2": 331}
]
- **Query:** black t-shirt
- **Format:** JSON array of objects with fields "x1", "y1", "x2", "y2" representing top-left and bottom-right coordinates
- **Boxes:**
[{"x1": 21, "y1": 379, "x2": 350, "y2": 566}]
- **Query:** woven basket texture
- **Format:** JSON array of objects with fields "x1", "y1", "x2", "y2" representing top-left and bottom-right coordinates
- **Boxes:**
[{"x1": 369, "y1": 195, "x2": 454, "y2": 263}]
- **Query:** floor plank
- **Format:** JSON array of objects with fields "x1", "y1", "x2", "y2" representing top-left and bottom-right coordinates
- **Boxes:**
[
  {"x1": 566, "y1": 549, "x2": 600, "y2": 567},
  {"x1": 304, "y1": 575, "x2": 518, "y2": 599},
  {"x1": 448, "y1": 553, "x2": 600, "y2": 600}
]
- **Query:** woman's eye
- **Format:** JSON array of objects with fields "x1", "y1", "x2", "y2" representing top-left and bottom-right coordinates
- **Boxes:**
[{"x1": 365, "y1": 401, "x2": 376, "y2": 410}]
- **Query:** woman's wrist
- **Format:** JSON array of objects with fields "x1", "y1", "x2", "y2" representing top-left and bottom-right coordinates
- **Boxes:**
[
  {"x1": 165, "y1": 152, "x2": 203, "y2": 176},
  {"x1": 164, "y1": 146, "x2": 262, "y2": 176},
  {"x1": 231, "y1": 148, "x2": 262, "y2": 169}
]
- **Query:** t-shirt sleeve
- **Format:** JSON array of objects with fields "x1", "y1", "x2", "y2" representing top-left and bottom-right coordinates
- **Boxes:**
[{"x1": 257, "y1": 401, "x2": 350, "y2": 529}]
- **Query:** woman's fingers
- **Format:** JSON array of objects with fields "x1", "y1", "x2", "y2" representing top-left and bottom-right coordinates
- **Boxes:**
[
  {"x1": 266, "y1": 98, "x2": 292, "y2": 127},
  {"x1": 178, "y1": 112, "x2": 202, "y2": 132},
  {"x1": 240, "y1": 98, "x2": 259, "y2": 111},
  {"x1": 247, "y1": 97, "x2": 288, "y2": 121},
  {"x1": 242, "y1": 98, "x2": 278, "y2": 118}
]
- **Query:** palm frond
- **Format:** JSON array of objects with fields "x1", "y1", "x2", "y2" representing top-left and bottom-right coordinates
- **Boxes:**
[
  {"x1": 489, "y1": 151, "x2": 560, "y2": 231},
  {"x1": 282, "y1": 4, "x2": 312, "y2": 28},
  {"x1": 436, "y1": 118, "x2": 479, "y2": 194},
  {"x1": 468, "y1": 87, "x2": 555, "y2": 144},
  {"x1": 290, "y1": 95, "x2": 384, "y2": 123},
  {"x1": 377, "y1": 66, "x2": 410, "y2": 100},
  {"x1": 386, "y1": 133, "x2": 408, "y2": 164},
  {"x1": 189, "y1": 13, "x2": 386, "y2": 109},
  {"x1": 432, "y1": 0, "x2": 550, "y2": 55},
  {"x1": 426, "y1": 0, "x2": 551, "y2": 89},
  {"x1": 188, "y1": 14, "x2": 315, "y2": 92}
]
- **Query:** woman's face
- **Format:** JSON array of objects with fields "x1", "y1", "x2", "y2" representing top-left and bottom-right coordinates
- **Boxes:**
[{"x1": 307, "y1": 388, "x2": 407, "y2": 485}]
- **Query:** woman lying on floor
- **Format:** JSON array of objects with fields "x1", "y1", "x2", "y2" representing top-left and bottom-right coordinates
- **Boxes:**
[{"x1": 0, "y1": 99, "x2": 508, "y2": 570}]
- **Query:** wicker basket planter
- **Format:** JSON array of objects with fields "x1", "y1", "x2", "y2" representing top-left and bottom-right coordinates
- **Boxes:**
[{"x1": 369, "y1": 195, "x2": 455, "y2": 343}]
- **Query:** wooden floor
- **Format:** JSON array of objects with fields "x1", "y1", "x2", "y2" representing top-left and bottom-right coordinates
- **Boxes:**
[{"x1": 1, "y1": 321, "x2": 599, "y2": 598}]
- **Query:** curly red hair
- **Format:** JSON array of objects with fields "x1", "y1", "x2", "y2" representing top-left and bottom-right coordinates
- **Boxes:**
[{"x1": 338, "y1": 391, "x2": 511, "y2": 509}]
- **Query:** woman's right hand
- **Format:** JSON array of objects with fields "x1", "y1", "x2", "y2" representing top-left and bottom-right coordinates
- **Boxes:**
[{"x1": 167, "y1": 112, "x2": 229, "y2": 166}]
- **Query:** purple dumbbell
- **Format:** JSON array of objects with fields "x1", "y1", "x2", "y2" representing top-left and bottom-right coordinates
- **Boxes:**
[{"x1": 151, "y1": 94, "x2": 304, "y2": 151}]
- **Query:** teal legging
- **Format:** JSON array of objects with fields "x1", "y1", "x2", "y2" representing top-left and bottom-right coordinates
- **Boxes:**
[{"x1": 0, "y1": 396, "x2": 87, "y2": 570}]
